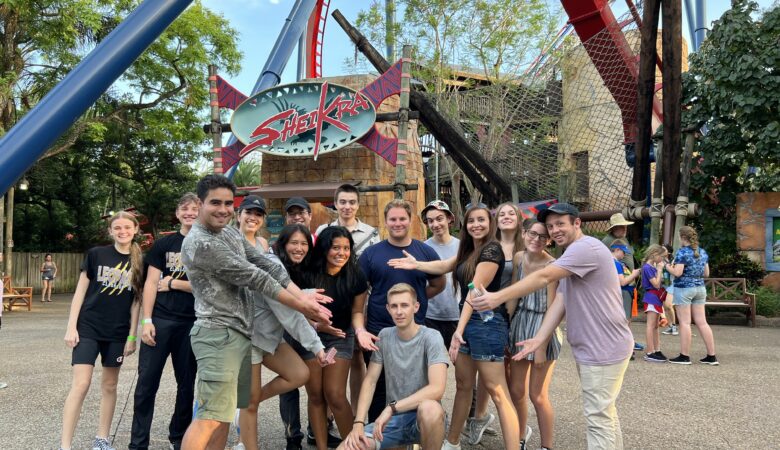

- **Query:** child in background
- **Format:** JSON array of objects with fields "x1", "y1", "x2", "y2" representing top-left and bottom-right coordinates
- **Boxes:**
[
  {"x1": 641, "y1": 245, "x2": 669, "y2": 362},
  {"x1": 661, "y1": 244, "x2": 679, "y2": 336},
  {"x1": 610, "y1": 240, "x2": 640, "y2": 359}
]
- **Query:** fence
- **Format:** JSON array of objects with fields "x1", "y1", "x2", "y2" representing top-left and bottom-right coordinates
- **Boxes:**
[{"x1": 6, "y1": 252, "x2": 84, "y2": 294}]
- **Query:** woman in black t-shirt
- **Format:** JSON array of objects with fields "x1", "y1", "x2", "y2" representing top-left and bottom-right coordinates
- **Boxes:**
[
  {"x1": 299, "y1": 226, "x2": 371, "y2": 450},
  {"x1": 388, "y1": 205, "x2": 519, "y2": 449},
  {"x1": 60, "y1": 212, "x2": 143, "y2": 450}
]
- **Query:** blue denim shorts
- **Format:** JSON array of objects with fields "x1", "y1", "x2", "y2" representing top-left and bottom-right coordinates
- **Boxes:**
[
  {"x1": 673, "y1": 285, "x2": 706, "y2": 306},
  {"x1": 364, "y1": 411, "x2": 420, "y2": 449},
  {"x1": 460, "y1": 313, "x2": 508, "y2": 362},
  {"x1": 285, "y1": 329, "x2": 355, "y2": 361}
]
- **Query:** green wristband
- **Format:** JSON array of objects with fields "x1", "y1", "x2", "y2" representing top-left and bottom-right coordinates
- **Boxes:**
[{"x1": 127, "y1": 335, "x2": 137, "y2": 342}]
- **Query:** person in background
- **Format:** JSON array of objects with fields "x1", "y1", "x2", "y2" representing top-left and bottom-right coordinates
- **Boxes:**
[
  {"x1": 130, "y1": 193, "x2": 199, "y2": 450},
  {"x1": 60, "y1": 212, "x2": 143, "y2": 450},
  {"x1": 665, "y1": 226, "x2": 718, "y2": 366},
  {"x1": 661, "y1": 244, "x2": 679, "y2": 336},
  {"x1": 610, "y1": 239, "x2": 641, "y2": 359},
  {"x1": 640, "y1": 244, "x2": 670, "y2": 363},
  {"x1": 41, "y1": 253, "x2": 57, "y2": 302},
  {"x1": 286, "y1": 197, "x2": 314, "y2": 236},
  {"x1": 238, "y1": 195, "x2": 270, "y2": 252}
]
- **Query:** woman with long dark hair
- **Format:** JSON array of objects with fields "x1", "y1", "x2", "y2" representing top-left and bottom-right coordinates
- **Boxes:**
[
  {"x1": 41, "y1": 253, "x2": 57, "y2": 302},
  {"x1": 298, "y1": 226, "x2": 371, "y2": 450}
]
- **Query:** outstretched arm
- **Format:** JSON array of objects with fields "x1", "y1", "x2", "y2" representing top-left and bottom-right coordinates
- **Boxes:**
[
  {"x1": 472, "y1": 264, "x2": 572, "y2": 312},
  {"x1": 387, "y1": 251, "x2": 456, "y2": 275}
]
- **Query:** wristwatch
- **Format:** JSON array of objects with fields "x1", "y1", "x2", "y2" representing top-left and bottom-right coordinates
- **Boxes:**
[{"x1": 389, "y1": 400, "x2": 398, "y2": 414}]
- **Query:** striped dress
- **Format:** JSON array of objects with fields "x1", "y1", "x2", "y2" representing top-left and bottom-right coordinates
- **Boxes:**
[{"x1": 508, "y1": 258, "x2": 562, "y2": 361}]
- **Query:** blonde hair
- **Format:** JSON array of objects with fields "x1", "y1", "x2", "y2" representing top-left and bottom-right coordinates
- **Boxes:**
[
  {"x1": 643, "y1": 244, "x2": 666, "y2": 263},
  {"x1": 177, "y1": 192, "x2": 198, "y2": 208},
  {"x1": 109, "y1": 212, "x2": 143, "y2": 302},
  {"x1": 383, "y1": 199, "x2": 413, "y2": 219},
  {"x1": 387, "y1": 283, "x2": 417, "y2": 303},
  {"x1": 679, "y1": 226, "x2": 701, "y2": 258},
  {"x1": 495, "y1": 202, "x2": 524, "y2": 252}
]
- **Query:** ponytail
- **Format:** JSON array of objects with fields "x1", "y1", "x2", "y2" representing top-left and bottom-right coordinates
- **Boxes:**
[
  {"x1": 129, "y1": 242, "x2": 144, "y2": 302},
  {"x1": 679, "y1": 226, "x2": 700, "y2": 258}
]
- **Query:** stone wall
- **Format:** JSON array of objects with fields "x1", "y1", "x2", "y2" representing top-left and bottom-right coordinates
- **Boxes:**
[
  {"x1": 736, "y1": 192, "x2": 780, "y2": 290},
  {"x1": 260, "y1": 74, "x2": 427, "y2": 239}
]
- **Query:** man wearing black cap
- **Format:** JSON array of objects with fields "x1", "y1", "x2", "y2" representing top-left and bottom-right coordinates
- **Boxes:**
[
  {"x1": 285, "y1": 197, "x2": 313, "y2": 230},
  {"x1": 472, "y1": 203, "x2": 633, "y2": 450}
]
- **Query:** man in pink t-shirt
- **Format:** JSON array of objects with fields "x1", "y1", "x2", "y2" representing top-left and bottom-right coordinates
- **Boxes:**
[{"x1": 472, "y1": 203, "x2": 632, "y2": 450}]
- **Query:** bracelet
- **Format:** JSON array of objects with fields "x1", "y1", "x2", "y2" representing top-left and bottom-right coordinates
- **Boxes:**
[
  {"x1": 141, "y1": 318, "x2": 153, "y2": 325},
  {"x1": 127, "y1": 335, "x2": 137, "y2": 342},
  {"x1": 353, "y1": 420, "x2": 365, "y2": 426},
  {"x1": 168, "y1": 278, "x2": 173, "y2": 290},
  {"x1": 355, "y1": 327, "x2": 366, "y2": 334}
]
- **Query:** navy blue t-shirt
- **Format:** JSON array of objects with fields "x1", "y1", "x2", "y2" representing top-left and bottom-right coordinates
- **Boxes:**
[
  {"x1": 144, "y1": 232, "x2": 195, "y2": 322},
  {"x1": 358, "y1": 240, "x2": 441, "y2": 334}
]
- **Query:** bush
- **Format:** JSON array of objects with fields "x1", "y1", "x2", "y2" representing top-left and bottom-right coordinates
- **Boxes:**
[
  {"x1": 755, "y1": 287, "x2": 780, "y2": 318},
  {"x1": 709, "y1": 253, "x2": 766, "y2": 287}
]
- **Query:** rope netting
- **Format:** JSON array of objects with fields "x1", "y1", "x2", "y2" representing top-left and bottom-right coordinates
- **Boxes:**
[{"x1": 420, "y1": 6, "x2": 648, "y2": 232}]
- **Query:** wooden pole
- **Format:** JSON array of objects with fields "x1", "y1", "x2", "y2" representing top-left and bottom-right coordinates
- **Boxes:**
[
  {"x1": 0, "y1": 194, "x2": 4, "y2": 275},
  {"x1": 208, "y1": 65, "x2": 223, "y2": 174},
  {"x1": 649, "y1": 140, "x2": 664, "y2": 245},
  {"x1": 4, "y1": 188, "x2": 14, "y2": 278},
  {"x1": 661, "y1": 0, "x2": 683, "y2": 205},
  {"x1": 633, "y1": 0, "x2": 661, "y2": 240},
  {"x1": 394, "y1": 45, "x2": 412, "y2": 199},
  {"x1": 672, "y1": 132, "x2": 695, "y2": 249}
]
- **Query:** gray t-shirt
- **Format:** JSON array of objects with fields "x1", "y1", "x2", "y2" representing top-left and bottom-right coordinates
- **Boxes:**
[
  {"x1": 371, "y1": 326, "x2": 449, "y2": 403},
  {"x1": 553, "y1": 235, "x2": 633, "y2": 365},
  {"x1": 182, "y1": 222, "x2": 290, "y2": 338},
  {"x1": 424, "y1": 237, "x2": 460, "y2": 321}
]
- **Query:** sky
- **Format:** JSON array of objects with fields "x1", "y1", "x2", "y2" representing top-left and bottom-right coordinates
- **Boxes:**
[{"x1": 200, "y1": 0, "x2": 778, "y2": 94}]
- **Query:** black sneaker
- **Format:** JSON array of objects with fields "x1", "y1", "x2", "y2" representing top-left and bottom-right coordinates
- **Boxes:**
[
  {"x1": 669, "y1": 354, "x2": 691, "y2": 365},
  {"x1": 654, "y1": 351, "x2": 669, "y2": 361},
  {"x1": 285, "y1": 438, "x2": 303, "y2": 450},
  {"x1": 699, "y1": 354, "x2": 719, "y2": 365},
  {"x1": 630, "y1": 351, "x2": 635, "y2": 361},
  {"x1": 306, "y1": 424, "x2": 342, "y2": 448},
  {"x1": 644, "y1": 352, "x2": 667, "y2": 363}
]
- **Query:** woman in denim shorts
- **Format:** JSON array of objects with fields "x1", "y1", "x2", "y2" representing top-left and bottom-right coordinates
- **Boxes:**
[
  {"x1": 665, "y1": 226, "x2": 718, "y2": 365},
  {"x1": 389, "y1": 205, "x2": 520, "y2": 449},
  {"x1": 298, "y1": 226, "x2": 371, "y2": 450}
]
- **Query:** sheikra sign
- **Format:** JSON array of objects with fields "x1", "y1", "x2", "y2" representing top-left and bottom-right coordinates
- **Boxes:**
[{"x1": 230, "y1": 82, "x2": 376, "y2": 160}]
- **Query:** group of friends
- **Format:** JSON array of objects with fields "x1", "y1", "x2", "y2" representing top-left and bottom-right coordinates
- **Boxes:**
[{"x1": 56, "y1": 174, "x2": 716, "y2": 450}]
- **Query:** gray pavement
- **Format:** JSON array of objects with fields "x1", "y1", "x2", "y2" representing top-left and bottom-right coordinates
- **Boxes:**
[{"x1": 1, "y1": 294, "x2": 779, "y2": 449}]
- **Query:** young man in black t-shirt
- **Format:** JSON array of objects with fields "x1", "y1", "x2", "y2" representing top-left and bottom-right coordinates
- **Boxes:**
[{"x1": 129, "y1": 193, "x2": 199, "y2": 450}]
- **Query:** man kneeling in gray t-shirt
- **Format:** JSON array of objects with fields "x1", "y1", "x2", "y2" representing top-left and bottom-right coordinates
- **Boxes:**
[{"x1": 339, "y1": 283, "x2": 449, "y2": 450}]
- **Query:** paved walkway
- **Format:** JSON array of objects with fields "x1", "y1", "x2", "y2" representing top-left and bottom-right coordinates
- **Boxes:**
[{"x1": 1, "y1": 294, "x2": 779, "y2": 449}]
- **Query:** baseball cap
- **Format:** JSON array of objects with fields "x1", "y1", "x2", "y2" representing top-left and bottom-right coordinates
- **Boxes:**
[
  {"x1": 420, "y1": 199, "x2": 454, "y2": 221},
  {"x1": 536, "y1": 202, "x2": 579, "y2": 223},
  {"x1": 239, "y1": 195, "x2": 267, "y2": 213},
  {"x1": 285, "y1": 197, "x2": 311, "y2": 212}
]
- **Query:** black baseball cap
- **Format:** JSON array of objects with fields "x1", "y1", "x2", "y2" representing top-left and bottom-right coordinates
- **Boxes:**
[
  {"x1": 285, "y1": 197, "x2": 311, "y2": 212},
  {"x1": 239, "y1": 195, "x2": 267, "y2": 213},
  {"x1": 536, "y1": 202, "x2": 579, "y2": 223}
]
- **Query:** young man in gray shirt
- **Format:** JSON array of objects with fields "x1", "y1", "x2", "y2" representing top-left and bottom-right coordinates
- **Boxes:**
[
  {"x1": 340, "y1": 283, "x2": 449, "y2": 450},
  {"x1": 180, "y1": 175, "x2": 332, "y2": 450}
]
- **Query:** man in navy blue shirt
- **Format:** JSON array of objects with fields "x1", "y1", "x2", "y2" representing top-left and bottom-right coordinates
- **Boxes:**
[{"x1": 358, "y1": 199, "x2": 445, "y2": 421}]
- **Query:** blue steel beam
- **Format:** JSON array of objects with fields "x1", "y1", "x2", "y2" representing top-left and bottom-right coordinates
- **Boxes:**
[
  {"x1": 0, "y1": 0, "x2": 193, "y2": 195},
  {"x1": 225, "y1": 0, "x2": 317, "y2": 179}
]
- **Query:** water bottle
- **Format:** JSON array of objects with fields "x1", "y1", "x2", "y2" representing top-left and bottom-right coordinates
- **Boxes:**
[{"x1": 468, "y1": 282, "x2": 493, "y2": 322}]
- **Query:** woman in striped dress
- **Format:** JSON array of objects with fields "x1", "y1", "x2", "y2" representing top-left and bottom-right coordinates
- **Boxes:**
[{"x1": 507, "y1": 219, "x2": 560, "y2": 450}]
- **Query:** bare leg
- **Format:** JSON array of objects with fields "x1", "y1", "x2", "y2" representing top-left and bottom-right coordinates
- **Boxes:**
[
  {"x1": 239, "y1": 363, "x2": 262, "y2": 450},
  {"x1": 677, "y1": 306, "x2": 692, "y2": 355},
  {"x1": 508, "y1": 359, "x2": 531, "y2": 442},
  {"x1": 322, "y1": 358, "x2": 353, "y2": 438},
  {"x1": 182, "y1": 419, "x2": 227, "y2": 450},
  {"x1": 305, "y1": 359, "x2": 329, "y2": 450},
  {"x1": 663, "y1": 295, "x2": 676, "y2": 324},
  {"x1": 97, "y1": 367, "x2": 120, "y2": 438},
  {"x1": 41, "y1": 280, "x2": 48, "y2": 302},
  {"x1": 417, "y1": 400, "x2": 446, "y2": 449},
  {"x1": 691, "y1": 304, "x2": 716, "y2": 355},
  {"x1": 529, "y1": 361, "x2": 556, "y2": 449},
  {"x1": 60, "y1": 364, "x2": 94, "y2": 449},
  {"x1": 645, "y1": 312, "x2": 658, "y2": 354},
  {"x1": 474, "y1": 375, "x2": 490, "y2": 419},
  {"x1": 445, "y1": 356, "x2": 476, "y2": 445},
  {"x1": 206, "y1": 422, "x2": 230, "y2": 450},
  {"x1": 349, "y1": 348, "x2": 365, "y2": 415},
  {"x1": 260, "y1": 343, "x2": 310, "y2": 401},
  {"x1": 477, "y1": 361, "x2": 519, "y2": 449}
]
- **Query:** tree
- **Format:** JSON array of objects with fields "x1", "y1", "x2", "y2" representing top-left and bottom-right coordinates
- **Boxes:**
[
  {"x1": 682, "y1": 0, "x2": 779, "y2": 259},
  {"x1": 5, "y1": 0, "x2": 242, "y2": 250}
]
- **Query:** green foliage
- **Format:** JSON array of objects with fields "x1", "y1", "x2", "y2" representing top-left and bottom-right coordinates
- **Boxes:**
[
  {"x1": 754, "y1": 286, "x2": 780, "y2": 317},
  {"x1": 709, "y1": 253, "x2": 766, "y2": 287},
  {"x1": 683, "y1": 1, "x2": 780, "y2": 261},
  {"x1": 233, "y1": 157, "x2": 262, "y2": 188}
]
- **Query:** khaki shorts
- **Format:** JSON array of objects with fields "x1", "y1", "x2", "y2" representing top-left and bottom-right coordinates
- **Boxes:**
[{"x1": 190, "y1": 325, "x2": 251, "y2": 422}]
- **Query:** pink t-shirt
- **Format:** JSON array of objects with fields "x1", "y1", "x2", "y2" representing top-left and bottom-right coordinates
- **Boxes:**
[{"x1": 553, "y1": 235, "x2": 633, "y2": 365}]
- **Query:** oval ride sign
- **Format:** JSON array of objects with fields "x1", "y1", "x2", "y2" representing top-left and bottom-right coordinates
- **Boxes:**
[{"x1": 231, "y1": 82, "x2": 376, "y2": 160}]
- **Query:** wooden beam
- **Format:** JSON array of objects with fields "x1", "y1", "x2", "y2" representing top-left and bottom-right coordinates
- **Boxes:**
[{"x1": 661, "y1": 0, "x2": 683, "y2": 205}]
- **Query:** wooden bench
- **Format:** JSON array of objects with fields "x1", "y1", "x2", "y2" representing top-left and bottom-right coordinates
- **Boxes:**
[
  {"x1": 704, "y1": 278, "x2": 756, "y2": 327},
  {"x1": 2, "y1": 275, "x2": 33, "y2": 312}
]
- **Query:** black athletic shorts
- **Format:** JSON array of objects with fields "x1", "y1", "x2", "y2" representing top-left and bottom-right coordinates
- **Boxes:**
[{"x1": 72, "y1": 337, "x2": 125, "y2": 367}]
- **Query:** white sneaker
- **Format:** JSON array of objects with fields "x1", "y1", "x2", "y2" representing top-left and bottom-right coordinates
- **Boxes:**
[
  {"x1": 441, "y1": 440, "x2": 461, "y2": 450},
  {"x1": 0, "y1": 381, "x2": 7, "y2": 389},
  {"x1": 465, "y1": 413, "x2": 495, "y2": 445},
  {"x1": 520, "y1": 425, "x2": 533, "y2": 448}
]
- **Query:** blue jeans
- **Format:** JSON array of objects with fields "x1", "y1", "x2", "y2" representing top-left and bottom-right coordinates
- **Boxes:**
[
  {"x1": 364, "y1": 411, "x2": 420, "y2": 448},
  {"x1": 460, "y1": 312, "x2": 508, "y2": 361}
]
